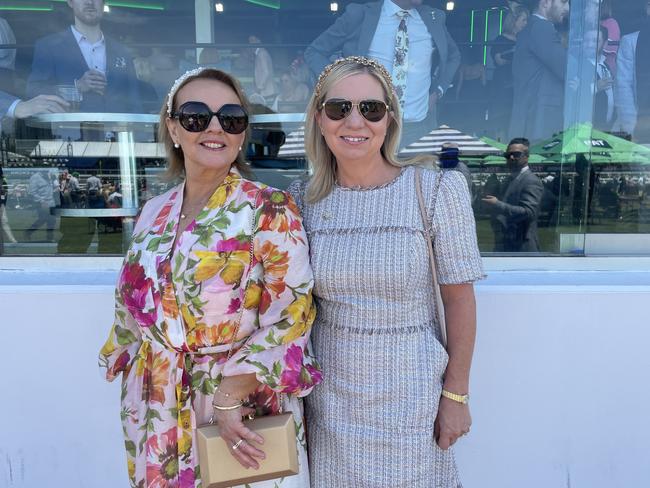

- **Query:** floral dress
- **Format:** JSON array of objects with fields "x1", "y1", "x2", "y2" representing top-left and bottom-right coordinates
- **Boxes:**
[{"x1": 99, "y1": 168, "x2": 322, "y2": 488}]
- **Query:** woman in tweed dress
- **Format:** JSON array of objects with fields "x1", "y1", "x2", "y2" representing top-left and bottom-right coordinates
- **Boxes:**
[{"x1": 287, "y1": 56, "x2": 484, "y2": 487}]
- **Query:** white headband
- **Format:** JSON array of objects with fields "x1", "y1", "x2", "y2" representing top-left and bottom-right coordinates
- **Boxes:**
[{"x1": 166, "y1": 67, "x2": 209, "y2": 116}]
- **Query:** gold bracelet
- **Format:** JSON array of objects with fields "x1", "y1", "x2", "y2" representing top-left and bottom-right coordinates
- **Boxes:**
[
  {"x1": 212, "y1": 401, "x2": 243, "y2": 411},
  {"x1": 441, "y1": 389, "x2": 469, "y2": 405}
]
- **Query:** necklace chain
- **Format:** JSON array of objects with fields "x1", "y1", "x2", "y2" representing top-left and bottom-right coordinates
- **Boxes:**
[
  {"x1": 180, "y1": 192, "x2": 213, "y2": 220},
  {"x1": 335, "y1": 168, "x2": 404, "y2": 191}
]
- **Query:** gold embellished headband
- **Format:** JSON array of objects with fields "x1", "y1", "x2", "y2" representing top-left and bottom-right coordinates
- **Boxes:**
[{"x1": 314, "y1": 55, "x2": 395, "y2": 99}]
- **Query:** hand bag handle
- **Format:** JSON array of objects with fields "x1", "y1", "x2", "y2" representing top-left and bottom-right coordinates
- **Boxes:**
[{"x1": 414, "y1": 167, "x2": 447, "y2": 349}]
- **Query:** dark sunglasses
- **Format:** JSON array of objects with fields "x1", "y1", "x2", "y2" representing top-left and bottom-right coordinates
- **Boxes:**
[
  {"x1": 504, "y1": 151, "x2": 527, "y2": 159},
  {"x1": 171, "y1": 101, "x2": 249, "y2": 134},
  {"x1": 320, "y1": 98, "x2": 389, "y2": 123}
]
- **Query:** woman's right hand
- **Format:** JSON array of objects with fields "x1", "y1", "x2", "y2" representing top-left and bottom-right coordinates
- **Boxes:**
[{"x1": 213, "y1": 406, "x2": 266, "y2": 469}]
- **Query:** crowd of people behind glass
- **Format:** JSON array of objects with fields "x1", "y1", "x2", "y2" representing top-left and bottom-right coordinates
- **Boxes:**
[
  {"x1": 1, "y1": 0, "x2": 649, "y2": 141},
  {"x1": 1, "y1": 0, "x2": 650, "y2": 254}
]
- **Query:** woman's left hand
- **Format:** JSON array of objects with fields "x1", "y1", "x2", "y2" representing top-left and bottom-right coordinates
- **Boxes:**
[{"x1": 434, "y1": 397, "x2": 472, "y2": 450}]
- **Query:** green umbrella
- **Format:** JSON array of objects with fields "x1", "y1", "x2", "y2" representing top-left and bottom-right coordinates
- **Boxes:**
[
  {"x1": 479, "y1": 136, "x2": 507, "y2": 151},
  {"x1": 529, "y1": 123, "x2": 650, "y2": 164}
]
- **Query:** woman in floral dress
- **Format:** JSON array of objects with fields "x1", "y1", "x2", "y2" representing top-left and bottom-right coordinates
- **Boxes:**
[{"x1": 99, "y1": 67, "x2": 321, "y2": 487}]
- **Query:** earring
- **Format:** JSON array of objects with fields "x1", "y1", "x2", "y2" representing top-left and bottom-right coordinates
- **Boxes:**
[
  {"x1": 238, "y1": 146, "x2": 242, "y2": 151},
  {"x1": 174, "y1": 143, "x2": 180, "y2": 149}
]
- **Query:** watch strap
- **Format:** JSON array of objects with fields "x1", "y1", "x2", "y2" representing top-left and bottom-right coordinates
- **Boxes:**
[{"x1": 441, "y1": 389, "x2": 469, "y2": 404}]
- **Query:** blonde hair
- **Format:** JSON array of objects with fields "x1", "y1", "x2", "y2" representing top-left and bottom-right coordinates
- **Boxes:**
[
  {"x1": 304, "y1": 56, "x2": 430, "y2": 203},
  {"x1": 158, "y1": 68, "x2": 251, "y2": 180},
  {"x1": 503, "y1": 6, "x2": 529, "y2": 35}
]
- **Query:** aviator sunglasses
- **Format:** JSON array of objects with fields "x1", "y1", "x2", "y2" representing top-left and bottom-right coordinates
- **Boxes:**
[
  {"x1": 171, "y1": 101, "x2": 249, "y2": 134},
  {"x1": 320, "y1": 98, "x2": 390, "y2": 123}
]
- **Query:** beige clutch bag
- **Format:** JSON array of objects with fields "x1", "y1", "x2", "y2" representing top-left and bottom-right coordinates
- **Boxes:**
[{"x1": 196, "y1": 412, "x2": 299, "y2": 488}]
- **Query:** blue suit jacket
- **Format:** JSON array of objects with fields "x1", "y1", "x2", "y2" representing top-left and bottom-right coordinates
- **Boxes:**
[
  {"x1": 304, "y1": 1, "x2": 460, "y2": 97},
  {"x1": 27, "y1": 28, "x2": 142, "y2": 113}
]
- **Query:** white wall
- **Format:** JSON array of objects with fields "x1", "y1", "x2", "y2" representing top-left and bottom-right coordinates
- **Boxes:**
[{"x1": 1, "y1": 259, "x2": 649, "y2": 488}]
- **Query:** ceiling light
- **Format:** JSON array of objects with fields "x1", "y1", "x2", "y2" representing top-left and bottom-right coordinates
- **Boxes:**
[
  {"x1": 330, "y1": 2, "x2": 338, "y2": 12},
  {"x1": 446, "y1": 1, "x2": 455, "y2": 11},
  {"x1": 215, "y1": 2, "x2": 224, "y2": 12}
]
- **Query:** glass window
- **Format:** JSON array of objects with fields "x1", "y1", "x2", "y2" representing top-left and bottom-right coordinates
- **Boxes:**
[{"x1": 0, "y1": 0, "x2": 648, "y2": 256}]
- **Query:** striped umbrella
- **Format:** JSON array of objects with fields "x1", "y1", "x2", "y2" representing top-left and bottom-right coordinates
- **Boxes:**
[
  {"x1": 398, "y1": 126, "x2": 503, "y2": 156},
  {"x1": 277, "y1": 126, "x2": 306, "y2": 158},
  {"x1": 278, "y1": 125, "x2": 503, "y2": 158}
]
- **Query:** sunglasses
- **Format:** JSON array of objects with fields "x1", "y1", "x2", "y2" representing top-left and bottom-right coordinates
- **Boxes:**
[
  {"x1": 504, "y1": 151, "x2": 527, "y2": 159},
  {"x1": 320, "y1": 98, "x2": 389, "y2": 123},
  {"x1": 171, "y1": 101, "x2": 249, "y2": 134}
]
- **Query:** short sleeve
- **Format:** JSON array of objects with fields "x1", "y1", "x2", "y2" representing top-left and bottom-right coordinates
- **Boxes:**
[{"x1": 430, "y1": 170, "x2": 485, "y2": 285}]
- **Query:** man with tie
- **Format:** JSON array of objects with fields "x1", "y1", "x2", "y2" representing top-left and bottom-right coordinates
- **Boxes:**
[
  {"x1": 26, "y1": 0, "x2": 141, "y2": 113},
  {"x1": 482, "y1": 138, "x2": 544, "y2": 252},
  {"x1": 305, "y1": 0, "x2": 460, "y2": 146}
]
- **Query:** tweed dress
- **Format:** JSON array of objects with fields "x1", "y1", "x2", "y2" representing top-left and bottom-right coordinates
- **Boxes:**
[{"x1": 288, "y1": 166, "x2": 484, "y2": 488}]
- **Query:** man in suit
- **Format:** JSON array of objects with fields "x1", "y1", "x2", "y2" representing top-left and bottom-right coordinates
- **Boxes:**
[
  {"x1": 482, "y1": 138, "x2": 544, "y2": 252},
  {"x1": 27, "y1": 0, "x2": 141, "y2": 113},
  {"x1": 614, "y1": 0, "x2": 650, "y2": 142},
  {"x1": 304, "y1": 0, "x2": 460, "y2": 146},
  {"x1": 509, "y1": 0, "x2": 569, "y2": 142}
]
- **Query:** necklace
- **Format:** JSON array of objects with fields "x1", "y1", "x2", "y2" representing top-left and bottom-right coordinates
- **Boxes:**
[
  {"x1": 180, "y1": 192, "x2": 213, "y2": 220},
  {"x1": 335, "y1": 167, "x2": 405, "y2": 191}
]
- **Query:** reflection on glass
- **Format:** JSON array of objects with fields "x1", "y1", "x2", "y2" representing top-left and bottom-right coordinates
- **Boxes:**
[{"x1": 0, "y1": 0, "x2": 649, "y2": 256}]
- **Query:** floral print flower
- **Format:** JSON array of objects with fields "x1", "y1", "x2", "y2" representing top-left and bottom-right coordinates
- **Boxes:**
[
  {"x1": 119, "y1": 261, "x2": 160, "y2": 327},
  {"x1": 280, "y1": 345, "x2": 323, "y2": 394}
]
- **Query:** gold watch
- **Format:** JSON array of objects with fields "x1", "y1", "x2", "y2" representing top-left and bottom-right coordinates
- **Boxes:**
[{"x1": 441, "y1": 389, "x2": 469, "y2": 405}]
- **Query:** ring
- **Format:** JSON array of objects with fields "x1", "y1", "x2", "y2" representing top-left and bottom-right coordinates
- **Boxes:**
[{"x1": 232, "y1": 439, "x2": 245, "y2": 450}]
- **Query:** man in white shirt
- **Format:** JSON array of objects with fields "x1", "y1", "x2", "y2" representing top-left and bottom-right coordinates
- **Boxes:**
[
  {"x1": 27, "y1": 0, "x2": 141, "y2": 113},
  {"x1": 305, "y1": 0, "x2": 460, "y2": 145}
]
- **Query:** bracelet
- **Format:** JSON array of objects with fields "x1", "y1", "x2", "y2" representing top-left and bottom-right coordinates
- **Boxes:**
[
  {"x1": 441, "y1": 389, "x2": 469, "y2": 405},
  {"x1": 212, "y1": 401, "x2": 243, "y2": 411}
]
